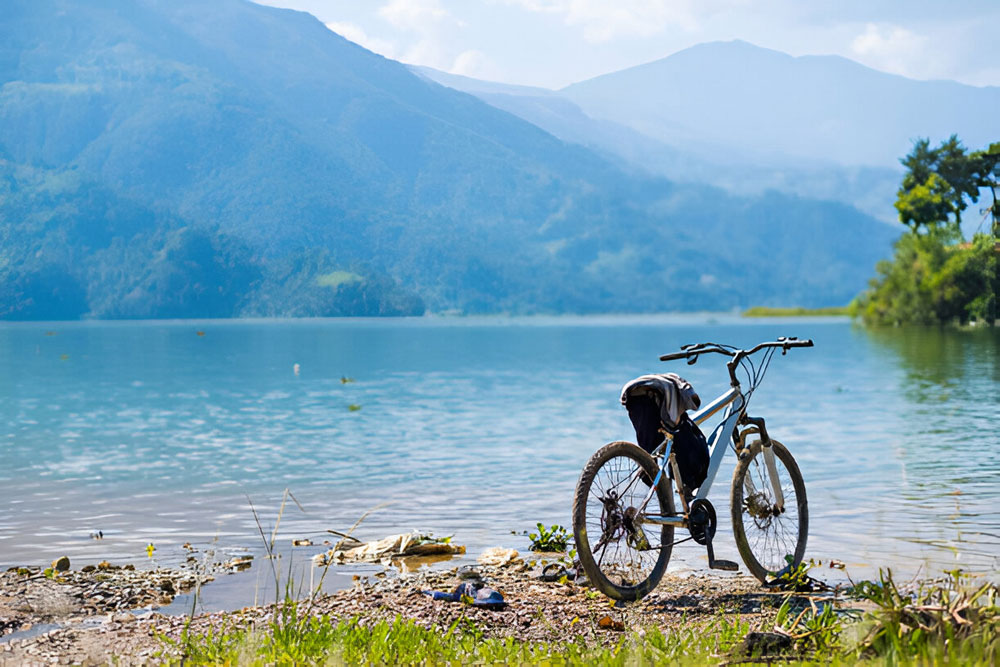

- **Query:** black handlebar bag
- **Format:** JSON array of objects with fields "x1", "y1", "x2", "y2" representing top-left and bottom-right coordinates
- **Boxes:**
[{"x1": 624, "y1": 392, "x2": 710, "y2": 492}]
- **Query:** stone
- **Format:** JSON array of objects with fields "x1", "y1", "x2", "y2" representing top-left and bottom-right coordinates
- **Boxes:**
[
  {"x1": 477, "y1": 547, "x2": 521, "y2": 568},
  {"x1": 51, "y1": 557, "x2": 70, "y2": 572},
  {"x1": 733, "y1": 631, "x2": 793, "y2": 657}
]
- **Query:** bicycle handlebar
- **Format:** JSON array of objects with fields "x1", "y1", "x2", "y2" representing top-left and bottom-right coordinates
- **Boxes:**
[{"x1": 659, "y1": 337, "x2": 813, "y2": 362}]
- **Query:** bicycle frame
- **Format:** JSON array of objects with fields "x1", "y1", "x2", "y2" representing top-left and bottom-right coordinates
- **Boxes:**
[{"x1": 635, "y1": 384, "x2": 783, "y2": 529}]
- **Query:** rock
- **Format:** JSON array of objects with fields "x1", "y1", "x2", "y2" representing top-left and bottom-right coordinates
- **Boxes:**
[
  {"x1": 159, "y1": 579, "x2": 175, "y2": 595},
  {"x1": 733, "y1": 631, "x2": 793, "y2": 657},
  {"x1": 292, "y1": 539, "x2": 312, "y2": 547},
  {"x1": 81, "y1": 565, "x2": 96, "y2": 573},
  {"x1": 478, "y1": 547, "x2": 521, "y2": 568},
  {"x1": 51, "y1": 557, "x2": 70, "y2": 572}
]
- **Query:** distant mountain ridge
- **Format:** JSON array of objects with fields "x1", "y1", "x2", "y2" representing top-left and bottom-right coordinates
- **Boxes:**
[
  {"x1": 561, "y1": 40, "x2": 1000, "y2": 167},
  {"x1": 0, "y1": 1, "x2": 897, "y2": 319},
  {"x1": 415, "y1": 42, "x2": 997, "y2": 227}
]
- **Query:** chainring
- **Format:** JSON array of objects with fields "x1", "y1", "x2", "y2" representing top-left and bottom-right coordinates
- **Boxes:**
[{"x1": 687, "y1": 498, "x2": 717, "y2": 545}]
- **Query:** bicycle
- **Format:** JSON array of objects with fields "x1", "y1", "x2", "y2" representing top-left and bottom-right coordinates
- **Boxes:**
[{"x1": 572, "y1": 336, "x2": 813, "y2": 601}]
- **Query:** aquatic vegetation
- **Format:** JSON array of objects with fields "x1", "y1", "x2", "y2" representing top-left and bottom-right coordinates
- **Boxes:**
[
  {"x1": 527, "y1": 523, "x2": 570, "y2": 552},
  {"x1": 743, "y1": 306, "x2": 850, "y2": 317}
]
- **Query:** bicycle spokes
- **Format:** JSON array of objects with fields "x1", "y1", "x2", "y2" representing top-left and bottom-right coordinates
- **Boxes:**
[
  {"x1": 739, "y1": 448, "x2": 800, "y2": 571},
  {"x1": 585, "y1": 454, "x2": 664, "y2": 586}
]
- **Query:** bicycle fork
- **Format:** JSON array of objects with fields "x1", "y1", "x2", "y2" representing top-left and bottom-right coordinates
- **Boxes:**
[{"x1": 739, "y1": 416, "x2": 785, "y2": 511}]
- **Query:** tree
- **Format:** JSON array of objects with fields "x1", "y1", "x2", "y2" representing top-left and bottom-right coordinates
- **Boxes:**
[
  {"x1": 854, "y1": 136, "x2": 999, "y2": 326},
  {"x1": 895, "y1": 136, "x2": 1000, "y2": 237},
  {"x1": 973, "y1": 142, "x2": 1000, "y2": 237}
]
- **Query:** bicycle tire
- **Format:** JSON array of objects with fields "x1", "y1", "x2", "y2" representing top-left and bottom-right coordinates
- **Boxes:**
[
  {"x1": 572, "y1": 441, "x2": 674, "y2": 601},
  {"x1": 730, "y1": 439, "x2": 808, "y2": 582}
]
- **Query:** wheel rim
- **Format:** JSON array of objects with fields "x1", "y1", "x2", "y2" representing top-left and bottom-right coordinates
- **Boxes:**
[
  {"x1": 738, "y1": 447, "x2": 802, "y2": 574},
  {"x1": 584, "y1": 454, "x2": 665, "y2": 588}
]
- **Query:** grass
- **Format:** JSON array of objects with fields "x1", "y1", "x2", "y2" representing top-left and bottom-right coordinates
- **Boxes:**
[
  {"x1": 165, "y1": 604, "x2": 754, "y2": 666},
  {"x1": 162, "y1": 568, "x2": 998, "y2": 666},
  {"x1": 742, "y1": 305, "x2": 850, "y2": 317},
  {"x1": 162, "y1": 493, "x2": 997, "y2": 665}
]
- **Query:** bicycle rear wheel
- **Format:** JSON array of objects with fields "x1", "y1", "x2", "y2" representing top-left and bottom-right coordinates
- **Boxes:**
[
  {"x1": 730, "y1": 439, "x2": 808, "y2": 581},
  {"x1": 572, "y1": 441, "x2": 674, "y2": 600}
]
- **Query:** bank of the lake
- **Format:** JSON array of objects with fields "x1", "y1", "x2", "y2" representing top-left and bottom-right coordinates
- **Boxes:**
[
  {"x1": 1, "y1": 557, "x2": 996, "y2": 665},
  {"x1": 742, "y1": 306, "x2": 850, "y2": 317}
]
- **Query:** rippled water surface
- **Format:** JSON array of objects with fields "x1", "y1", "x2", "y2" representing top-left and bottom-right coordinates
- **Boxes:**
[{"x1": 1, "y1": 316, "x2": 997, "y2": 587}]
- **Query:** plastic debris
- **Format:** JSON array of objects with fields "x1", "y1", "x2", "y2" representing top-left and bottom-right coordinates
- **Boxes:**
[{"x1": 313, "y1": 532, "x2": 464, "y2": 566}]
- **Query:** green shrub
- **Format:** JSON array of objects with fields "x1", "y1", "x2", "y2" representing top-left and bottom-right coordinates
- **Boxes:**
[{"x1": 853, "y1": 231, "x2": 997, "y2": 326}]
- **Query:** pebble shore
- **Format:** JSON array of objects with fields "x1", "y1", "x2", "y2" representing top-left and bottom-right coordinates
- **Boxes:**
[{"x1": 0, "y1": 555, "x2": 789, "y2": 665}]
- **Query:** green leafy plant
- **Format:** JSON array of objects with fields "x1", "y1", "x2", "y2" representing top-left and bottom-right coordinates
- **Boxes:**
[
  {"x1": 774, "y1": 596, "x2": 842, "y2": 655},
  {"x1": 844, "y1": 568, "x2": 999, "y2": 662},
  {"x1": 527, "y1": 523, "x2": 569, "y2": 552},
  {"x1": 768, "y1": 554, "x2": 821, "y2": 592}
]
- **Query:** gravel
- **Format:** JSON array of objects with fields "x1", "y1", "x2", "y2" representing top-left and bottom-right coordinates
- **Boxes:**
[{"x1": 0, "y1": 557, "x2": 788, "y2": 665}]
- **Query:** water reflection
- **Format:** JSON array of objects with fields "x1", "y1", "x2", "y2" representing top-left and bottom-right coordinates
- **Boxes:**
[
  {"x1": 857, "y1": 325, "x2": 999, "y2": 574},
  {"x1": 864, "y1": 326, "x2": 999, "y2": 401}
]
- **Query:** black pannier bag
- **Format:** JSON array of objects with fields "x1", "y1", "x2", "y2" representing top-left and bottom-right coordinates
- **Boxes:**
[{"x1": 624, "y1": 391, "x2": 710, "y2": 492}]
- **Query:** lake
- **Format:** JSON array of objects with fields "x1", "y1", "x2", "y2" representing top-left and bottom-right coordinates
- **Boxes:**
[{"x1": 0, "y1": 316, "x2": 997, "y2": 601}]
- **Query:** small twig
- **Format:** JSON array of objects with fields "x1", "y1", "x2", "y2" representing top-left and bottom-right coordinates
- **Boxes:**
[
  {"x1": 330, "y1": 502, "x2": 391, "y2": 550},
  {"x1": 325, "y1": 529, "x2": 363, "y2": 545}
]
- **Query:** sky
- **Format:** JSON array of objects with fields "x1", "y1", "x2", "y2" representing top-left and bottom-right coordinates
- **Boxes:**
[{"x1": 257, "y1": 0, "x2": 1000, "y2": 89}]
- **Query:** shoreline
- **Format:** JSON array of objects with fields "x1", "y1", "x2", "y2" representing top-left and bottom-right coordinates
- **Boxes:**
[
  {"x1": 0, "y1": 557, "x2": 784, "y2": 664},
  {"x1": 2, "y1": 549, "x2": 996, "y2": 665}
]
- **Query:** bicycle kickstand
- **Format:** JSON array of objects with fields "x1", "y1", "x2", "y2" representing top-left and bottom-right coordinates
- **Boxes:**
[{"x1": 705, "y1": 532, "x2": 739, "y2": 572}]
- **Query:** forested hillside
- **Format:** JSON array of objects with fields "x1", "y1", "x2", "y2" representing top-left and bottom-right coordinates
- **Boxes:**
[{"x1": 0, "y1": 0, "x2": 897, "y2": 319}]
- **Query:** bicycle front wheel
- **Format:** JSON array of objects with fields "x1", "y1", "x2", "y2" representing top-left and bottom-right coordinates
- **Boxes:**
[
  {"x1": 730, "y1": 439, "x2": 808, "y2": 581},
  {"x1": 572, "y1": 441, "x2": 674, "y2": 601}
]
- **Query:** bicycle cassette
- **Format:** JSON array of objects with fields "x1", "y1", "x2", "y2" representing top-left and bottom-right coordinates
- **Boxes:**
[{"x1": 687, "y1": 498, "x2": 717, "y2": 545}]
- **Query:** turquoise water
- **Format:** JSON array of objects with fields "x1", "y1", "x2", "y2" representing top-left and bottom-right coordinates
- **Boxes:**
[{"x1": 0, "y1": 316, "x2": 997, "y2": 589}]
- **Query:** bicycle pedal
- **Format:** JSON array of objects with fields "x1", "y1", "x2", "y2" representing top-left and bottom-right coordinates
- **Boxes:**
[{"x1": 710, "y1": 559, "x2": 739, "y2": 572}]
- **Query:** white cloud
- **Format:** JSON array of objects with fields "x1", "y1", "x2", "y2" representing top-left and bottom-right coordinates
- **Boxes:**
[
  {"x1": 325, "y1": 21, "x2": 399, "y2": 58},
  {"x1": 370, "y1": 0, "x2": 477, "y2": 73},
  {"x1": 450, "y1": 49, "x2": 488, "y2": 77},
  {"x1": 850, "y1": 23, "x2": 939, "y2": 79},
  {"x1": 502, "y1": 0, "x2": 725, "y2": 43},
  {"x1": 378, "y1": 0, "x2": 450, "y2": 30},
  {"x1": 400, "y1": 39, "x2": 451, "y2": 69}
]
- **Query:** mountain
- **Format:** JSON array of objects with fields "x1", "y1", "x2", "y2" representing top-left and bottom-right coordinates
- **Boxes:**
[
  {"x1": 560, "y1": 40, "x2": 1000, "y2": 168},
  {"x1": 0, "y1": 0, "x2": 897, "y2": 319},
  {"x1": 412, "y1": 64, "x2": 903, "y2": 224}
]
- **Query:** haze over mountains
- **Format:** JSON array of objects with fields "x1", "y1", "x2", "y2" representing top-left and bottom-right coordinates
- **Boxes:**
[
  {"x1": 416, "y1": 41, "x2": 1000, "y2": 226},
  {"x1": 0, "y1": 0, "x2": 905, "y2": 319}
]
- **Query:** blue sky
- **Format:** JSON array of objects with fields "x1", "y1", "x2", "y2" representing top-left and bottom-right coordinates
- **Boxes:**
[{"x1": 258, "y1": 0, "x2": 1000, "y2": 89}]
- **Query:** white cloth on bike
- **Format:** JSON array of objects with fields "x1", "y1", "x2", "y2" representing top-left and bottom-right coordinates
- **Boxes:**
[{"x1": 620, "y1": 373, "x2": 701, "y2": 429}]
